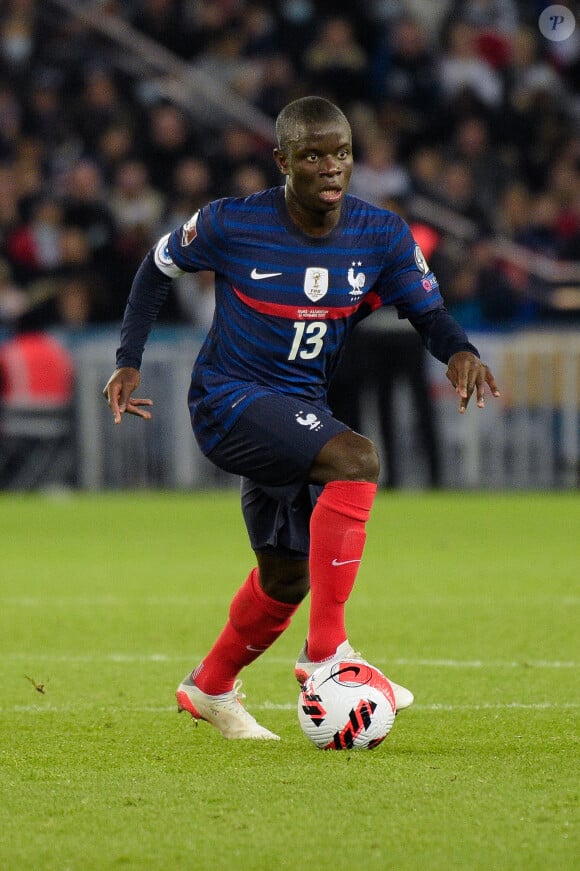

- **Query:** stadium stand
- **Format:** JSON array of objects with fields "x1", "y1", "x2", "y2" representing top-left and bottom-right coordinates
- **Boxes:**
[{"x1": 0, "y1": 0, "x2": 578, "y2": 488}]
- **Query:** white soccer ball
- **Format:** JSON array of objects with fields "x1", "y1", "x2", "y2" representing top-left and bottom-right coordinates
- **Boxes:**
[{"x1": 297, "y1": 659, "x2": 397, "y2": 750}]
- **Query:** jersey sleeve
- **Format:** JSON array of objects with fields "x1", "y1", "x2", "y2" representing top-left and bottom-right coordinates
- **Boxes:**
[
  {"x1": 410, "y1": 307, "x2": 480, "y2": 364},
  {"x1": 114, "y1": 199, "x2": 223, "y2": 370},
  {"x1": 374, "y1": 216, "x2": 444, "y2": 319},
  {"x1": 115, "y1": 251, "x2": 173, "y2": 369},
  {"x1": 165, "y1": 201, "x2": 224, "y2": 273}
]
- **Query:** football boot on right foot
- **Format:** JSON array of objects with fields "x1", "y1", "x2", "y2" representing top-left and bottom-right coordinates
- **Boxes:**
[{"x1": 176, "y1": 674, "x2": 280, "y2": 740}]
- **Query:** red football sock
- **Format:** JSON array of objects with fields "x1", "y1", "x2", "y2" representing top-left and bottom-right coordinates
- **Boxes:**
[
  {"x1": 307, "y1": 480, "x2": 377, "y2": 662},
  {"x1": 192, "y1": 567, "x2": 299, "y2": 695}
]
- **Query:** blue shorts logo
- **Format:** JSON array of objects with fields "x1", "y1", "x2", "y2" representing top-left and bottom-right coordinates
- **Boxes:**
[{"x1": 295, "y1": 411, "x2": 323, "y2": 431}]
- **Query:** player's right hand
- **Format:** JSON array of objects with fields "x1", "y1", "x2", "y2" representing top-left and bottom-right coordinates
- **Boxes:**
[{"x1": 103, "y1": 367, "x2": 153, "y2": 424}]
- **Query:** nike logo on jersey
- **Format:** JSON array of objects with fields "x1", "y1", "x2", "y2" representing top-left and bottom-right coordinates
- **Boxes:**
[
  {"x1": 251, "y1": 268, "x2": 283, "y2": 279},
  {"x1": 331, "y1": 558, "x2": 362, "y2": 567}
]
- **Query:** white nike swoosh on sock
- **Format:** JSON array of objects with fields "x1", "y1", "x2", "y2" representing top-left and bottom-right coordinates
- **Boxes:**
[{"x1": 331, "y1": 558, "x2": 362, "y2": 566}]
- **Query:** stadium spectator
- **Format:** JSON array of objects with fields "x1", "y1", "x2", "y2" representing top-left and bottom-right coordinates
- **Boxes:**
[
  {"x1": 272, "y1": 0, "x2": 317, "y2": 67},
  {"x1": 371, "y1": 14, "x2": 443, "y2": 144},
  {"x1": 5, "y1": 195, "x2": 63, "y2": 285},
  {"x1": 447, "y1": 115, "x2": 510, "y2": 222},
  {"x1": 547, "y1": 150, "x2": 580, "y2": 249},
  {"x1": 140, "y1": 102, "x2": 199, "y2": 192},
  {"x1": 440, "y1": 253, "x2": 486, "y2": 330},
  {"x1": 230, "y1": 162, "x2": 270, "y2": 197},
  {"x1": 0, "y1": 257, "x2": 28, "y2": 332},
  {"x1": 507, "y1": 25, "x2": 568, "y2": 104},
  {"x1": 177, "y1": 0, "x2": 243, "y2": 58},
  {"x1": 0, "y1": 82, "x2": 23, "y2": 162},
  {"x1": 447, "y1": 0, "x2": 519, "y2": 70},
  {"x1": 474, "y1": 237, "x2": 537, "y2": 326},
  {"x1": 12, "y1": 223, "x2": 107, "y2": 332},
  {"x1": 438, "y1": 19, "x2": 503, "y2": 110},
  {"x1": 21, "y1": 68, "x2": 72, "y2": 165},
  {"x1": 194, "y1": 26, "x2": 262, "y2": 100},
  {"x1": 349, "y1": 135, "x2": 411, "y2": 206},
  {"x1": 255, "y1": 53, "x2": 301, "y2": 119},
  {"x1": 94, "y1": 120, "x2": 138, "y2": 185},
  {"x1": 516, "y1": 191, "x2": 567, "y2": 260},
  {"x1": 495, "y1": 180, "x2": 533, "y2": 238},
  {"x1": 109, "y1": 158, "x2": 165, "y2": 259},
  {"x1": 409, "y1": 145, "x2": 446, "y2": 199},
  {"x1": 303, "y1": 16, "x2": 368, "y2": 104},
  {"x1": 239, "y1": 3, "x2": 279, "y2": 58},
  {"x1": 435, "y1": 159, "x2": 492, "y2": 235},
  {"x1": 60, "y1": 159, "x2": 121, "y2": 310},
  {"x1": 129, "y1": 0, "x2": 192, "y2": 58},
  {"x1": 0, "y1": 0, "x2": 39, "y2": 87},
  {"x1": 72, "y1": 66, "x2": 135, "y2": 156},
  {"x1": 210, "y1": 124, "x2": 274, "y2": 197},
  {"x1": 161, "y1": 155, "x2": 214, "y2": 231},
  {"x1": 0, "y1": 160, "x2": 20, "y2": 246},
  {"x1": 449, "y1": 0, "x2": 519, "y2": 33}
]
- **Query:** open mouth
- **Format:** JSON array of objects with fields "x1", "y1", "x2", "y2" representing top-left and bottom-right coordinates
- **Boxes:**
[{"x1": 319, "y1": 188, "x2": 342, "y2": 204}]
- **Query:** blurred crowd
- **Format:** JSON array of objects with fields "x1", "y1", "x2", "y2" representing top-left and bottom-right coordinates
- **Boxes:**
[{"x1": 0, "y1": 0, "x2": 579, "y2": 338}]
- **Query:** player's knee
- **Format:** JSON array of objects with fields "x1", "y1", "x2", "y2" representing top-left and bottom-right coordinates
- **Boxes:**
[
  {"x1": 342, "y1": 437, "x2": 380, "y2": 482},
  {"x1": 311, "y1": 431, "x2": 379, "y2": 484},
  {"x1": 257, "y1": 553, "x2": 310, "y2": 604},
  {"x1": 261, "y1": 571, "x2": 310, "y2": 604}
]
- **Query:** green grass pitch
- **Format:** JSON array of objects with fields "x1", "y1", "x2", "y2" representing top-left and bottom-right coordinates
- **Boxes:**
[{"x1": 0, "y1": 490, "x2": 578, "y2": 870}]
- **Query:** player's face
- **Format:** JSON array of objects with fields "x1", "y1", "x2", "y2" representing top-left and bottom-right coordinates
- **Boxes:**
[{"x1": 274, "y1": 120, "x2": 353, "y2": 232}]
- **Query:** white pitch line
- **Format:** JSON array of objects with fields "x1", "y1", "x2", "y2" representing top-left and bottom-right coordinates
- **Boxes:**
[
  {"x1": 3, "y1": 653, "x2": 579, "y2": 668},
  {"x1": 263, "y1": 701, "x2": 580, "y2": 712},
  {"x1": 1, "y1": 701, "x2": 579, "y2": 715},
  {"x1": 387, "y1": 658, "x2": 579, "y2": 669},
  {"x1": 2, "y1": 595, "x2": 578, "y2": 608},
  {"x1": 0, "y1": 597, "x2": 223, "y2": 607}
]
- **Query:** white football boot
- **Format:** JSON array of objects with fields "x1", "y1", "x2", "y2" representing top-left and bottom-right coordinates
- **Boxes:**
[
  {"x1": 294, "y1": 639, "x2": 414, "y2": 712},
  {"x1": 176, "y1": 675, "x2": 280, "y2": 740}
]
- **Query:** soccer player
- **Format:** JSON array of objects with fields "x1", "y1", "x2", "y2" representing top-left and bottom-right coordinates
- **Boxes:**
[{"x1": 104, "y1": 97, "x2": 500, "y2": 740}]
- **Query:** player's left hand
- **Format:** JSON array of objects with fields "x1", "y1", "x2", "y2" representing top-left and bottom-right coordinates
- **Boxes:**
[{"x1": 446, "y1": 351, "x2": 500, "y2": 414}]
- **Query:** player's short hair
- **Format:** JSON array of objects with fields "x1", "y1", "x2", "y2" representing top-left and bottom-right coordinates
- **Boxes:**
[{"x1": 275, "y1": 97, "x2": 350, "y2": 151}]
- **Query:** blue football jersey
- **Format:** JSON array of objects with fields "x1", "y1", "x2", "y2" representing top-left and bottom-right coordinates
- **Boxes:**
[{"x1": 158, "y1": 186, "x2": 443, "y2": 453}]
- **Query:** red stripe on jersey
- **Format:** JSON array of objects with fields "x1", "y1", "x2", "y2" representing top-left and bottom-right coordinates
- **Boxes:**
[
  {"x1": 232, "y1": 285, "x2": 366, "y2": 320},
  {"x1": 363, "y1": 289, "x2": 382, "y2": 312}
]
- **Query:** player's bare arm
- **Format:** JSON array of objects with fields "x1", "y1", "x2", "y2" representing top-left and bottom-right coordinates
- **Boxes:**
[
  {"x1": 446, "y1": 351, "x2": 500, "y2": 414},
  {"x1": 103, "y1": 366, "x2": 153, "y2": 424}
]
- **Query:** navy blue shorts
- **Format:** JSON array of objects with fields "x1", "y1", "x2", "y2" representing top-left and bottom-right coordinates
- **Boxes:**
[{"x1": 206, "y1": 393, "x2": 350, "y2": 559}]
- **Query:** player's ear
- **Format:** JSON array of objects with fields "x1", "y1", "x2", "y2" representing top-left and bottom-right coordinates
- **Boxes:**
[{"x1": 273, "y1": 148, "x2": 289, "y2": 175}]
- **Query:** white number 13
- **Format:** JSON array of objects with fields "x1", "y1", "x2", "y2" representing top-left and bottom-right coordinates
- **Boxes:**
[{"x1": 288, "y1": 321, "x2": 327, "y2": 360}]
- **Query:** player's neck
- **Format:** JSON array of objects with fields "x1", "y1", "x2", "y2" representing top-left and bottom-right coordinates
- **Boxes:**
[{"x1": 284, "y1": 192, "x2": 342, "y2": 237}]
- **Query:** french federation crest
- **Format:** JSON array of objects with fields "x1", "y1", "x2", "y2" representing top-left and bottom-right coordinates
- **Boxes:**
[
  {"x1": 304, "y1": 267, "x2": 328, "y2": 302},
  {"x1": 347, "y1": 261, "x2": 365, "y2": 296}
]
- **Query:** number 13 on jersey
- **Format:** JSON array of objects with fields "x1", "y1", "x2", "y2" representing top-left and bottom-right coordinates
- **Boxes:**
[{"x1": 288, "y1": 321, "x2": 328, "y2": 360}]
